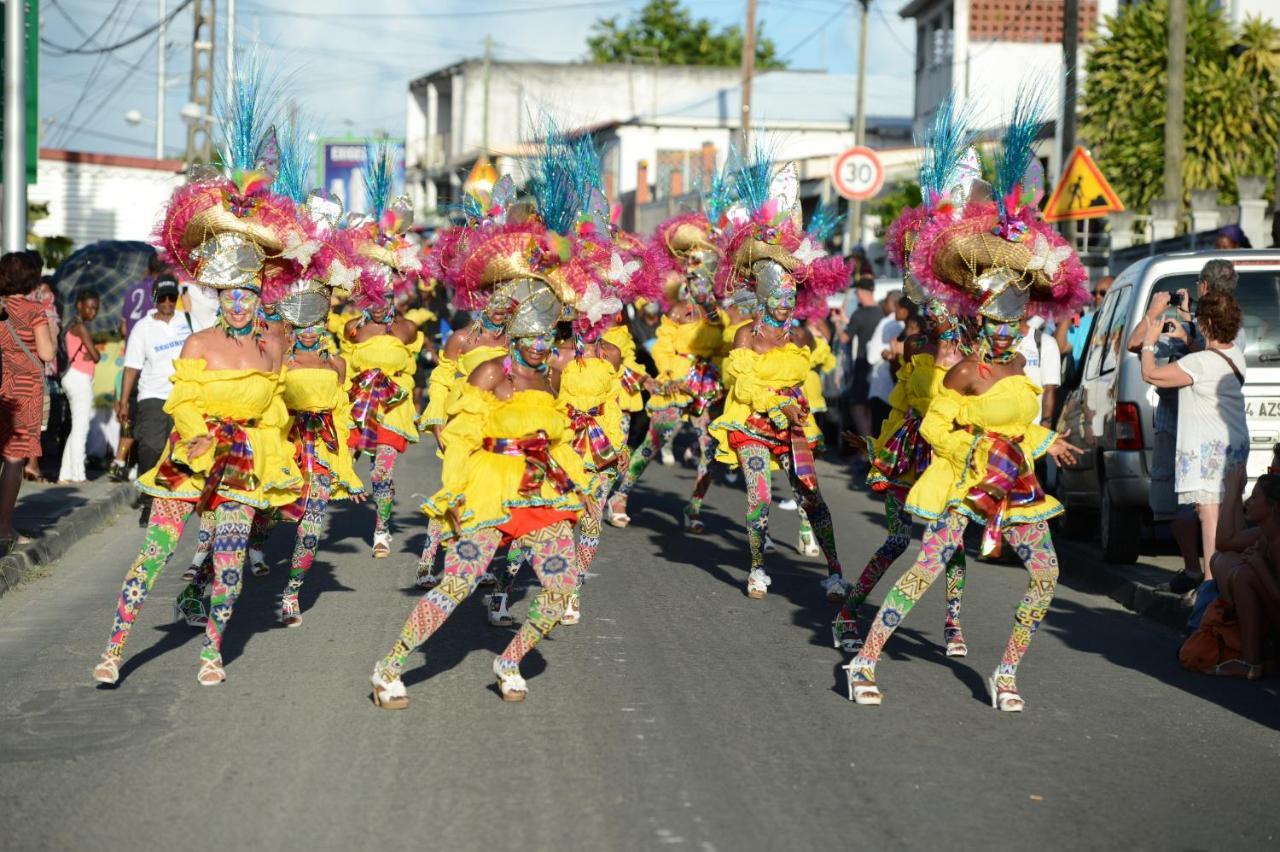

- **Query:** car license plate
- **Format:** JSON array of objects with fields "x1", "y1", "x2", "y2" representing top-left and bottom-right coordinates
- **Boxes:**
[{"x1": 1246, "y1": 398, "x2": 1280, "y2": 418}]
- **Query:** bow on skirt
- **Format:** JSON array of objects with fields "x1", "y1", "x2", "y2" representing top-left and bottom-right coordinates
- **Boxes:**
[
  {"x1": 683, "y1": 357, "x2": 722, "y2": 418},
  {"x1": 869, "y1": 408, "x2": 932, "y2": 492},
  {"x1": 567, "y1": 405, "x2": 619, "y2": 471},
  {"x1": 481, "y1": 432, "x2": 576, "y2": 499},
  {"x1": 964, "y1": 431, "x2": 1043, "y2": 558},
  {"x1": 349, "y1": 368, "x2": 407, "y2": 455},
  {"x1": 154, "y1": 417, "x2": 259, "y2": 513},
  {"x1": 289, "y1": 410, "x2": 338, "y2": 475},
  {"x1": 742, "y1": 386, "x2": 819, "y2": 493}
]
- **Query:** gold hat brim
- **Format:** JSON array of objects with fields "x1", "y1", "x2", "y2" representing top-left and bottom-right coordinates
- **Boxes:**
[
  {"x1": 183, "y1": 204, "x2": 285, "y2": 254},
  {"x1": 929, "y1": 228, "x2": 1053, "y2": 296},
  {"x1": 733, "y1": 238, "x2": 799, "y2": 275}
]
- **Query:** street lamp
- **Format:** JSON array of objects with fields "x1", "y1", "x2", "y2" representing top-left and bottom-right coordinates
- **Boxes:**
[{"x1": 180, "y1": 102, "x2": 213, "y2": 126}]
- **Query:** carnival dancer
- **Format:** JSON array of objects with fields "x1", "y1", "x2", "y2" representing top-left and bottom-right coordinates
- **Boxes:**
[
  {"x1": 607, "y1": 215, "x2": 725, "y2": 533},
  {"x1": 600, "y1": 228, "x2": 651, "y2": 441},
  {"x1": 708, "y1": 162, "x2": 849, "y2": 601},
  {"x1": 369, "y1": 279, "x2": 589, "y2": 708},
  {"x1": 342, "y1": 144, "x2": 426, "y2": 558},
  {"x1": 842, "y1": 92, "x2": 1087, "y2": 710},
  {"x1": 91, "y1": 82, "x2": 305, "y2": 684},
  {"x1": 832, "y1": 99, "x2": 977, "y2": 653}
]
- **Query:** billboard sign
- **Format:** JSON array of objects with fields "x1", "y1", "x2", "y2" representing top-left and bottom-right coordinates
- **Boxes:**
[{"x1": 320, "y1": 139, "x2": 405, "y2": 214}]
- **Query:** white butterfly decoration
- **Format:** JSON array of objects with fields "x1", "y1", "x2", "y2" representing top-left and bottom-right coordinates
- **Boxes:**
[
  {"x1": 606, "y1": 251, "x2": 641, "y2": 286},
  {"x1": 327, "y1": 260, "x2": 360, "y2": 293},
  {"x1": 792, "y1": 237, "x2": 826, "y2": 266},
  {"x1": 1025, "y1": 234, "x2": 1073, "y2": 279},
  {"x1": 578, "y1": 281, "x2": 623, "y2": 325},
  {"x1": 280, "y1": 232, "x2": 321, "y2": 269},
  {"x1": 769, "y1": 162, "x2": 799, "y2": 212},
  {"x1": 396, "y1": 246, "x2": 421, "y2": 273}
]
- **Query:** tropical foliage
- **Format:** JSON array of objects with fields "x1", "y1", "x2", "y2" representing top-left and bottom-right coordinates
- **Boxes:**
[
  {"x1": 1080, "y1": 0, "x2": 1280, "y2": 211},
  {"x1": 587, "y1": 0, "x2": 786, "y2": 68}
]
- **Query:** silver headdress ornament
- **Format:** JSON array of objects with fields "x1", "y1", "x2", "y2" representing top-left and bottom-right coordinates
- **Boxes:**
[
  {"x1": 195, "y1": 233, "x2": 265, "y2": 291},
  {"x1": 751, "y1": 259, "x2": 796, "y2": 305},
  {"x1": 278, "y1": 280, "x2": 331, "y2": 328},
  {"x1": 504, "y1": 279, "x2": 565, "y2": 338},
  {"x1": 976, "y1": 268, "x2": 1030, "y2": 322}
]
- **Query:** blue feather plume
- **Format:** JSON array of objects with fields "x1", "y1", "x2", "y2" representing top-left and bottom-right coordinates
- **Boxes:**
[
  {"x1": 728, "y1": 140, "x2": 776, "y2": 216},
  {"x1": 525, "y1": 113, "x2": 602, "y2": 235},
  {"x1": 702, "y1": 148, "x2": 736, "y2": 222},
  {"x1": 805, "y1": 202, "x2": 844, "y2": 242},
  {"x1": 362, "y1": 141, "x2": 396, "y2": 221},
  {"x1": 215, "y1": 50, "x2": 281, "y2": 173},
  {"x1": 918, "y1": 95, "x2": 976, "y2": 206},
  {"x1": 271, "y1": 120, "x2": 313, "y2": 204},
  {"x1": 992, "y1": 78, "x2": 1053, "y2": 210}
]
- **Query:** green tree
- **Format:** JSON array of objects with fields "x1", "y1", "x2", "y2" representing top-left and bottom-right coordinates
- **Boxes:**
[
  {"x1": 1080, "y1": 0, "x2": 1280, "y2": 212},
  {"x1": 27, "y1": 202, "x2": 74, "y2": 270},
  {"x1": 587, "y1": 0, "x2": 786, "y2": 68},
  {"x1": 871, "y1": 180, "x2": 922, "y2": 237}
]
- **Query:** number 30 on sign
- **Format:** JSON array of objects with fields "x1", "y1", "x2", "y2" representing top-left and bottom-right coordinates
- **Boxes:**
[{"x1": 832, "y1": 146, "x2": 885, "y2": 201}]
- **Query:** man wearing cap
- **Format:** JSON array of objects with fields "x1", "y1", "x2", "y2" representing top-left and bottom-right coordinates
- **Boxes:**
[{"x1": 117, "y1": 276, "x2": 192, "y2": 524}]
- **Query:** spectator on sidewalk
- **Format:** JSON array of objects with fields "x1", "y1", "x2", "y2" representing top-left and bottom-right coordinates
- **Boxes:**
[
  {"x1": 838, "y1": 279, "x2": 884, "y2": 453},
  {"x1": 1140, "y1": 289, "x2": 1249, "y2": 593},
  {"x1": 1019, "y1": 315, "x2": 1062, "y2": 428},
  {"x1": 56, "y1": 291, "x2": 102, "y2": 483},
  {"x1": 24, "y1": 276, "x2": 60, "y2": 483},
  {"x1": 1216, "y1": 224, "x2": 1252, "y2": 250},
  {"x1": 866, "y1": 289, "x2": 905, "y2": 437},
  {"x1": 0, "y1": 251, "x2": 56, "y2": 551},
  {"x1": 120, "y1": 254, "x2": 164, "y2": 340},
  {"x1": 1066, "y1": 275, "x2": 1112, "y2": 371},
  {"x1": 118, "y1": 277, "x2": 191, "y2": 525}
]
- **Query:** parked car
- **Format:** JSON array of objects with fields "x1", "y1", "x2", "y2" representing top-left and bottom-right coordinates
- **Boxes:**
[{"x1": 1054, "y1": 249, "x2": 1280, "y2": 563}]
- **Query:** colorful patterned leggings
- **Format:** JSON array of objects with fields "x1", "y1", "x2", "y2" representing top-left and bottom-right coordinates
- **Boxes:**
[
  {"x1": 371, "y1": 444, "x2": 399, "y2": 536},
  {"x1": 280, "y1": 473, "x2": 332, "y2": 609},
  {"x1": 614, "y1": 406, "x2": 713, "y2": 517},
  {"x1": 415, "y1": 518, "x2": 446, "y2": 585},
  {"x1": 190, "y1": 506, "x2": 273, "y2": 567},
  {"x1": 104, "y1": 497, "x2": 255, "y2": 663},
  {"x1": 837, "y1": 493, "x2": 967, "y2": 642},
  {"x1": 735, "y1": 443, "x2": 841, "y2": 576},
  {"x1": 850, "y1": 513, "x2": 1059, "y2": 690},
  {"x1": 576, "y1": 468, "x2": 618, "y2": 575},
  {"x1": 376, "y1": 521, "x2": 579, "y2": 681}
]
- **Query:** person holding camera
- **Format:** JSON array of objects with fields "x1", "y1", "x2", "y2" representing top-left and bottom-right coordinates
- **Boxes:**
[
  {"x1": 1139, "y1": 288, "x2": 1249, "y2": 591},
  {"x1": 118, "y1": 276, "x2": 192, "y2": 525}
]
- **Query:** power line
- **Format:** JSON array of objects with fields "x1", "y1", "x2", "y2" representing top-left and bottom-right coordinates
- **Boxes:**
[
  {"x1": 872, "y1": 1, "x2": 914, "y2": 56},
  {"x1": 236, "y1": 0, "x2": 629, "y2": 19},
  {"x1": 50, "y1": 0, "x2": 143, "y2": 146},
  {"x1": 779, "y1": 4, "x2": 847, "y2": 60},
  {"x1": 41, "y1": 0, "x2": 195, "y2": 55}
]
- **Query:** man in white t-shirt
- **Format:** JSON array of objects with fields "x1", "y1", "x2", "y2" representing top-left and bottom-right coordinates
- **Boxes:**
[
  {"x1": 867, "y1": 290, "x2": 905, "y2": 436},
  {"x1": 117, "y1": 278, "x2": 192, "y2": 521},
  {"x1": 1018, "y1": 316, "x2": 1062, "y2": 427}
]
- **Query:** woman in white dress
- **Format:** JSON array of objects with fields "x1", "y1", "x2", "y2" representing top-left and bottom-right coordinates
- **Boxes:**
[{"x1": 1139, "y1": 289, "x2": 1249, "y2": 581}]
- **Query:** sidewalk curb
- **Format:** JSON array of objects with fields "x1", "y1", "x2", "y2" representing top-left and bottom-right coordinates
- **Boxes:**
[
  {"x1": 0, "y1": 483, "x2": 137, "y2": 600},
  {"x1": 1060, "y1": 541, "x2": 1192, "y2": 633}
]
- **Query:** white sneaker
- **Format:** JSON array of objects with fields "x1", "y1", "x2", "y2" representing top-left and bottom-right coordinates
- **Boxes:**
[
  {"x1": 820, "y1": 574, "x2": 851, "y2": 603},
  {"x1": 248, "y1": 547, "x2": 269, "y2": 577},
  {"x1": 762, "y1": 534, "x2": 778, "y2": 555},
  {"x1": 372, "y1": 531, "x2": 392, "y2": 558},
  {"x1": 746, "y1": 568, "x2": 772, "y2": 599},
  {"x1": 660, "y1": 446, "x2": 676, "y2": 466},
  {"x1": 798, "y1": 529, "x2": 821, "y2": 558},
  {"x1": 561, "y1": 593, "x2": 581, "y2": 626},
  {"x1": 777, "y1": 498, "x2": 798, "y2": 511}
]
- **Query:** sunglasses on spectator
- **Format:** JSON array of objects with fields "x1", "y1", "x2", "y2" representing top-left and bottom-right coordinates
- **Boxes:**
[
  {"x1": 1093, "y1": 289, "x2": 1109, "y2": 300},
  {"x1": 155, "y1": 293, "x2": 178, "y2": 303}
]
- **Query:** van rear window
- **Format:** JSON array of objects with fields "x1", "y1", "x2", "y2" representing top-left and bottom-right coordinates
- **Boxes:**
[{"x1": 1147, "y1": 271, "x2": 1280, "y2": 368}]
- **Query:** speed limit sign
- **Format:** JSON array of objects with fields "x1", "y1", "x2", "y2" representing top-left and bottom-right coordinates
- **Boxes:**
[{"x1": 832, "y1": 146, "x2": 885, "y2": 201}]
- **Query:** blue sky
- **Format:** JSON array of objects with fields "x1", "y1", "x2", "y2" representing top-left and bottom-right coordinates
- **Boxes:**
[{"x1": 40, "y1": 0, "x2": 917, "y2": 158}]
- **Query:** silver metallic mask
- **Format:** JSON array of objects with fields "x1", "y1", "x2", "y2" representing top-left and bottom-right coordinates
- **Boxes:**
[
  {"x1": 195, "y1": 232, "x2": 264, "y2": 291},
  {"x1": 976, "y1": 267, "x2": 1030, "y2": 322},
  {"x1": 504, "y1": 279, "x2": 565, "y2": 339}
]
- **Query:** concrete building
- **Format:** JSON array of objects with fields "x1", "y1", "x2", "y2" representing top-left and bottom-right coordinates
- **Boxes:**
[
  {"x1": 404, "y1": 60, "x2": 915, "y2": 242},
  {"x1": 29, "y1": 149, "x2": 184, "y2": 247}
]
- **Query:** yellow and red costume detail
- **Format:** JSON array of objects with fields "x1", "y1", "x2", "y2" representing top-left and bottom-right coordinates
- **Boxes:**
[
  {"x1": 557, "y1": 355, "x2": 627, "y2": 473},
  {"x1": 283, "y1": 367, "x2": 363, "y2": 499},
  {"x1": 343, "y1": 331, "x2": 423, "y2": 452},
  {"x1": 602, "y1": 323, "x2": 645, "y2": 414},
  {"x1": 648, "y1": 313, "x2": 726, "y2": 416},
  {"x1": 710, "y1": 343, "x2": 823, "y2": 466}
]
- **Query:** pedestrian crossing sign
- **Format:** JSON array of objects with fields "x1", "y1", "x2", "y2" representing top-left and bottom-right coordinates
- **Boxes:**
[{"x1": 1044, "y1": 147, "x2": 1124, "y2": 222}]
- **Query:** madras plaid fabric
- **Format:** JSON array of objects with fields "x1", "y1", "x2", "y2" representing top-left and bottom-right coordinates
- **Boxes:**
[
  {"x1": 348, "y1": 368, "x2": 407, "y2": 455},
  {"x1": 619, "y1": 366, "x2": 647, "y2": 394},
  {"x1": 869, "y1": 408, "x2": 931, "y2": 492},
  {"x1": 964, "y1": 432, "x2": 1043, "y2": 558},
  {"x1": 289, "y1": 410, "x2": 338, "y2": 475},
  {"x1": 567, "y1": 405, "x2": 619, "y2": 471},
  {"x1": 683, "y1": 357, "x2": 723, "y2": 418},
  {"x1": 154, "y1": 417, "x2": 259, "y2": 514},
  {"x1": 740, "y1": 386, "x2": 819, "y2": 492},
  {"x1": 482, "y1": 432, "x2": 575, "y2": 498}
]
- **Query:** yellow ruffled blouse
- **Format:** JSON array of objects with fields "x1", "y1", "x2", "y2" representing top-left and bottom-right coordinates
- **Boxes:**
[
  {"x1": 648, "y1": 313, "x2": 726, "y2": 412},
  {"x1": 803, "y1": 335, "x2": 837, "y2": 415},
  {"x1": 558, "y1": 355, "x2": 626, "y2": 472},
  {"x1": 904, "y1": 374, "x2": 1059, "y2": 524},
  {"x1": 710, "y1": 343, "x2": 823, "y2": 466},
  {"x1": 602, "y1": 323, "x2": 645, "y2": 413},
  {"x1": 866, "y1": 353, "x2": 944, "y2": 491},
  {"x1": 423, "y1": 385, "x2": 588, "y2": 536},
  {"x1": 344, "y1": 331, "x2": 424, "y2": 442},
  {"x1": 420, "y1": 343, "x2": 505, "y2": 428},
  {"x1": 283, "y1": 367, "x2": 363, "y2": 499},
  {"x1": 137, "y1": 359, "x2": 302, "y2": 509}
]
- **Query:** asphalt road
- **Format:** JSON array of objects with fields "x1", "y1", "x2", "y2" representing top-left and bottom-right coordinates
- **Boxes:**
[{"x1": 1, "y1": 440, "x2": 1278, "y2": 851}]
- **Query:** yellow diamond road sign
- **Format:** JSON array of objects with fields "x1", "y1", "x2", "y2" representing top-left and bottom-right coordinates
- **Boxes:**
[{"x1": 1044, "y1": 147, "x2": 1124, "y2": 223}]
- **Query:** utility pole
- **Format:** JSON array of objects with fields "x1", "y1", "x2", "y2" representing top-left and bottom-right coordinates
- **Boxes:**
[
  {"x1": 156, "y1": 0, "x2": 166, "y2": 159},
  {"x1": 847, "y1": 0, "x2": 870, "y2": 251},
  {"x1": 481, "y1": 34, "x2": 492, "y2": 158},
  {"x1": 740, "y1": 0, "x2": 757, "y2": 150},
  {"x1": 1163, "y1": 0, "x2": 1186, "y2": 217},
  {"x1": 184, "y1": 0, "x2": 215, "y2": 167},
  {"x1": 3, "y1": 0, "x2": 28, "y2": 251},
  {"x1": 1059, "y1": 0, "x2": 1078, "y2": 243},
  {"x1": 226, "y1": 0, "x2": 235, "y2": 106}
]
